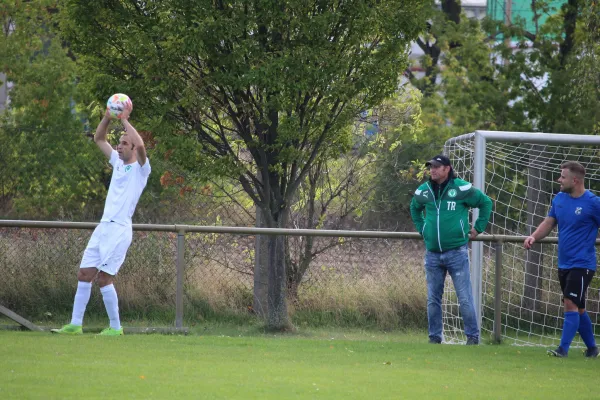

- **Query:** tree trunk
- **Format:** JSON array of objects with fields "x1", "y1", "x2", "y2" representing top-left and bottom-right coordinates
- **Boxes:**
[
  {"x1": 441, "y1": 0, "x2": 461, "y2": 25},
  {"x1": 559, "y1": 0, "x2": 578, "y2": 68},
  {"x1": 522, "y1": 145, "x2": 549, "y2": 318},
  {"x1": 417, "y1": 0, "x2": 461, "y2": 97},
  {"x1": 266, "y1": 231, "x2": 291, "y2": 331},
  {"x1": 254, "y1": 212, "x2": 293, "y2": 330},
  {"x1": 253, "y1": 183, "x2": 292, "y2": 330}
]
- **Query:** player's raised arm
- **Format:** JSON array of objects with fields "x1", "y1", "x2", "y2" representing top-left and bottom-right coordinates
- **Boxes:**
[
  {"x1": 94, "y1": 112, "x2": 115, "y2": 159},
  {"x1": 120, "y1": 103, "x2": 147, "y2": 166}
]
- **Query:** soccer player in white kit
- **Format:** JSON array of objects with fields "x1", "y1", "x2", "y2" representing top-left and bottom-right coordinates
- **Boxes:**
[{"x1": 52, "y1": 102, "x2": 150, "y2": 335}]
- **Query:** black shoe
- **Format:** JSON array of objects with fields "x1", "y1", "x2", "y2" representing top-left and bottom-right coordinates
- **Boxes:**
[
  {"x1": 428, "y1": 337, "x2": 442, "y2": 344},
  {"x1": 466, "y1": 336, "x2": 479, "y2": 345},
  {"x1": 584, "y1": 346, "x2": 599, "y2": 358},
  {"x1": 547, "y1": 346, "x2": 568, "y2": 357}
]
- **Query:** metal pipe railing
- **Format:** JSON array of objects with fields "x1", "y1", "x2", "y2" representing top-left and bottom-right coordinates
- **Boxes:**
[
  {"x1": 3, "y1": 219, "x2": 595, "y2": 339},
  {"x1": 493, "y1": 241, "x2": 503, "y2": 343}
]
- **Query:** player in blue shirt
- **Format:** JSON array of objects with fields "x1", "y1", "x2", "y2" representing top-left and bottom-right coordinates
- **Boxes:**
[{"x1": 524, "y1": 161, "x2": 600, "y2": 357}]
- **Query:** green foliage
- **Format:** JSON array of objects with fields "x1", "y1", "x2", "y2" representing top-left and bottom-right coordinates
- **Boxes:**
[
  {"x1": 413, "y1": 14, "x2": 531, "y2": 143},
  {"x1": 482, "y1": 2, "x2": 599, "y2": 228},
  {"x1": 567, "y1": 0, "x2": 600, "y2": 133},
  {"x1": 284, "y1": 88, "x2": 427, "y2": 291},
  {"x1": 57, "y1": 0, "x2": 432, "y2": 227},
  {"x1": 399, "y1": 2, "x2": 600, "y2": 233},
  {"x1": 56, "y1": 0, "x2": 433, "y2": 329},
  {"x1": 486, "y1": 1, "x2": 599, "y2": 134},
  {"x1": 408, "y1": 1, "x2": 599, "y2": 146},
  {"x1": 0, "y1": 124, "x2": 107, "y2": 218},
  {"x1": 367, "y1": 88, "x2": 427, "y2": 225},
  {"x1": 0, "y1": 0, "x2": 107, "y2": 218}
]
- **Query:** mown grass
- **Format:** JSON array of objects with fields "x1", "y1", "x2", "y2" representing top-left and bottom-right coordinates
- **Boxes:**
[{"x1": 0, "y1": 329, "x2": 597, "y2": 400}]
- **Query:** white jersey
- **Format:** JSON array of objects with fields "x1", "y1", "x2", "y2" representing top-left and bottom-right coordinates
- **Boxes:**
[{"x1": 100, "y1": 150, "x2": 151, "y2": 226}]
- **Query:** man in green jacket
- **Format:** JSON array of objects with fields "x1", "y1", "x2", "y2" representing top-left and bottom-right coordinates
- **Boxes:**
[{"x1": 410, "y1": 154, "x2": 492, "y2": 345}]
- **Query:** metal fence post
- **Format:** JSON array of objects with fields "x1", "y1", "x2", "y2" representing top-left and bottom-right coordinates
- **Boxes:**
[
  {"x1": 176, "y1": 229, "x2": 185, "y2": 328},
  {"x1": 493, "y1": 241, "x2": 503, "y2": 343}
]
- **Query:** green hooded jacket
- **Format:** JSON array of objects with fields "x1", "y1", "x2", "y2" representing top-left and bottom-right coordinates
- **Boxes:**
[{"x1": 410, "y1": 178, "x2": 492, "y2": 252}]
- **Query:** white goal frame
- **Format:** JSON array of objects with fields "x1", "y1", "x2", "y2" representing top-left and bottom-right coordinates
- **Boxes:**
[{"x1": 444, "y1": 130, "x2": 600, "y2": 343}]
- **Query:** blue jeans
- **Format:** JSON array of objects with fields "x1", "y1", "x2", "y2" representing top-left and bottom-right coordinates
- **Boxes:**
[{"x1": 425, "y1": 244, "x2": 479, "y2": 341}]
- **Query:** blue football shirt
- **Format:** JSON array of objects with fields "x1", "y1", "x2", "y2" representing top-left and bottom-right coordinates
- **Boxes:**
[{"x1": 548, "y1": 190, "x2": 600, "y2": 270}]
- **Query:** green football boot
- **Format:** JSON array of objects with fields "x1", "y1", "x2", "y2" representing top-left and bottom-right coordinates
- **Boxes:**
[
  {"x1": 50, "y1": 324, "x2": 83, "y2": 335},
  {"x1": 98, "y1": 327, "x2": 124, "y2": 336}
]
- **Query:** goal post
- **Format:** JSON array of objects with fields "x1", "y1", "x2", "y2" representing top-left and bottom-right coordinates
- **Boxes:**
[{"x1": 443, "y1": 130, "x2": 600, "y2": 345}]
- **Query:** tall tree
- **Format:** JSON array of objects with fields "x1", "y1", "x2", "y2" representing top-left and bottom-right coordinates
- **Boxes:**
[
  {"x1": 408, "y1": 0, "x2": 462, "y2": 97},
  {"x1": 407, "y1": 0, "x2": 599, "y2": 319},
  {"x1": 0, "y1": 0, "x2": 106, "y2": 218},
  {"x1": 567, "y1": 0, "x2": 600, "y2": 133},
  {"x1": 58, "y1": 0, "x2": 432, "y2": 329}
]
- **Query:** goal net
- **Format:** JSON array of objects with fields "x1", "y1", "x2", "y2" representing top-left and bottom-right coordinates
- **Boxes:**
[{"x1": 442, "y1": 131, "x2": 600, "y2": 346}]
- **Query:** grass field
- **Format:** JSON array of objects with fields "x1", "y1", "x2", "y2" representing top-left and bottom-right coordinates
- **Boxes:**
[{"x1": 0, "y1": 328, "x2": 597, "y2": 400}]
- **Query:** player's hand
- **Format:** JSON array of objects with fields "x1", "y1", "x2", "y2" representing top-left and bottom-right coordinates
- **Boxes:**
[
  {"x1": 121, "y1": 100, "x2": 133, "y2": 120},
  {"x1": 469, "y1": 228, "x2": 479, "y2": 240},
  {"x1": 523, "y1": 236, "x2": 536, "y2": 249}
]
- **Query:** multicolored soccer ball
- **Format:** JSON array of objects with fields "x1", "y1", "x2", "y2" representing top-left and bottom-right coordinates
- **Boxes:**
[{"x1": 106, "y1": 93, "x2": 132, "y2": 119}]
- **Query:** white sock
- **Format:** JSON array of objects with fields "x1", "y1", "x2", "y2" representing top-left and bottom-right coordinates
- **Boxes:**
[
  {"x1": 70, "y1": 281, "x2": 92, "y2": 326},
  {"x1": 100, "y1": 284, "x2": 121, "y2": 330}
]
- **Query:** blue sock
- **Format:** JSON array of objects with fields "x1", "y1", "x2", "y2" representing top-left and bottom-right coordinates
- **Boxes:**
[
  {"x1": 560, "y1": 311, "x2": 580, "y2": 353},
  {"x1": 578, "y1": 311, "x2": 596, "y2": 349}
]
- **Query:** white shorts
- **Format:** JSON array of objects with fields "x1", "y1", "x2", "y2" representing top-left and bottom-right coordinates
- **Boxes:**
[{"x1": 80, "y1": 222, "x2": 133, "y2": 275}]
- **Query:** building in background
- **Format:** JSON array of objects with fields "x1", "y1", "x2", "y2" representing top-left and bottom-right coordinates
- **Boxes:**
[
  {"x1": 463, "y1": 0, "x2": 487, "y2": 19},
  {"x1": 487, "y1": 0, "x2": 567, "y2": 34}
]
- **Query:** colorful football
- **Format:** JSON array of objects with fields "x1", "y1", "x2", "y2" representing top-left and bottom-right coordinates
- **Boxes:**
[{"x1": 106, "y1": 93, "x2": 132, "y2": 119}]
